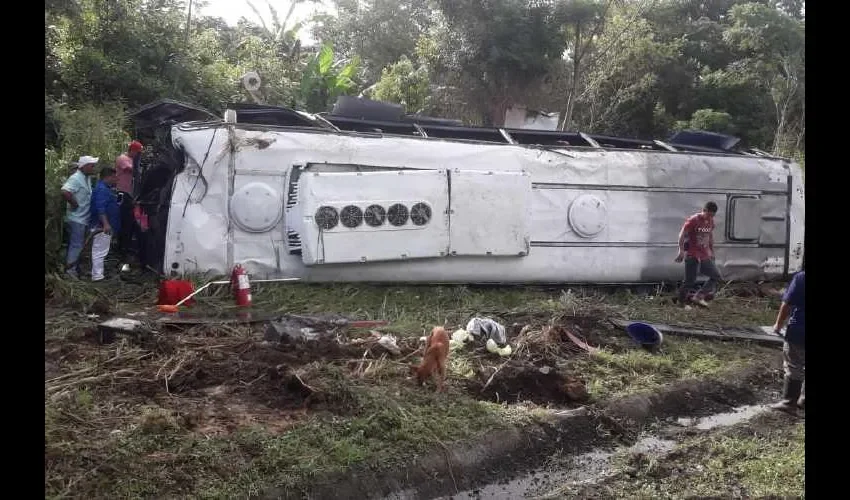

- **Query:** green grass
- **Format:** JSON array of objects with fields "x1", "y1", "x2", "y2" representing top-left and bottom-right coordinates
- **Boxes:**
[
  {"x1": 555, "y1": 412, "x2": 805, "y2": 498},
  {"x1": 46, "y1": 371, "x2": 531, "y2": 498},
  {"x1": 183, "y1": 278, "x2": 782, "y2": 332},
  {"x1": 569, "y1": 337, "x2": 771, "y2": 400},
  {"x1": 45, "y1": 278, "x2": 785, "y2": 498}
]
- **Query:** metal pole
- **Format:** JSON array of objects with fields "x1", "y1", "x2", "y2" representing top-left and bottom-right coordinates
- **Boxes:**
[
  {"x1": 185, "y1": 0, "x2": 193, "y2": 48},
  {"x1": 172, "y1": 0, "x2": 193, "y2": 96}
]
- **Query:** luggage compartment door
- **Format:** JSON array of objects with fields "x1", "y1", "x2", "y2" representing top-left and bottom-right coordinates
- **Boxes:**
[{"x1": 449, "y1": 169, "x2": 532, "y2": 257}]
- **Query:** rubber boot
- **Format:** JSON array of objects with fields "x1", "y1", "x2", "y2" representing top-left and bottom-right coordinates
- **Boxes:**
[
  {"x1": 797, "y1": 381, "x2": 805, "y2": 410},
  {"x1": 771, "y1": 377, "x2": 802, "y2": 414}
]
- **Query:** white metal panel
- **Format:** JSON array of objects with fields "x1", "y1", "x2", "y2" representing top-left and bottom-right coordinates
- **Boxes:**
[
  {"x1": 299, "y1": 170, "x2": 449, "y2": 265},
  {"x1": 232, "y1": 237, "x2": 286, "y2": 276},
  {"x1": 758, "y1": 194, "x2": 787, "y2": 245},
  {"x1": 787, "y1": 163, "x2": 805, "y2": 271},
  {"x1": 449, "y1": 169, "x2": 532, "y2": 256},
  {"x1": 164, "y1": 174, "x2": 229, "y2": 274}
]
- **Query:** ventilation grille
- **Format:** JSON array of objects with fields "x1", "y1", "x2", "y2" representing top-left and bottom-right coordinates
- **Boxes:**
[
  {"x1": 364, "y1": 204, "x2": 386, "y2": 227},
  {"x1": 315, "y1": 206, "x2": 339, "y2": 230},
  {"x1": 287, "y1": 229, "x2": 302, "y2": 255},
  {"x1": 410, "y1": 203, "x2": 432, "y2": 226},
  {"x1": 340, "y1": 205, "x2": 364, "y2": 228},
  {"x1": 286, "y1": 166, "x2": 303, "y2": 209},
  {"x1": 387, "y1": 203, "x2": 409, "y2": 226},
  {"x1": 311, "y1": 202, "x2": 433, "y2": 229}
]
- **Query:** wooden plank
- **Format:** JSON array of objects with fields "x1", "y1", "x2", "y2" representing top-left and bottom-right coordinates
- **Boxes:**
[
  {"x1": 156, "y1": 313, "x2": 278, "y2": 325},
  {"x1": 156, "y1": 313, "x2": 389, "y2": 328},
  {"x1": 609, "y1": 319, "x2": 784, "y2": 346}
]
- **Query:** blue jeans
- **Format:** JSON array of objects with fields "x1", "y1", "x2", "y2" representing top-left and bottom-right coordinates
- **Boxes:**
[
  {"x1": 678, "y1": 256, "x2": 722, "y2": 302},
  {"x1": 65, "y1": 221, "x2": 87, "y2": 273}
]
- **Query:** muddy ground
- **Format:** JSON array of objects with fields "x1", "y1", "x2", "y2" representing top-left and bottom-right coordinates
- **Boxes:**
[{"x1": 44, "y1": 276, "x2": 793, "y2": 499}]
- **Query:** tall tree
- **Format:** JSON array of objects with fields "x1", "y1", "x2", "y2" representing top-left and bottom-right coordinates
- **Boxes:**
[
  {"x1": 432, "y1": 0, "x2": 566, "y2": 126},
  {"x1": 371, "y1": 56, "x2": 431, "y2": 113},
  {"x1": 723, "y1": 2, "x2": 804, "y2": 153},
  {"x1": 312, "y1": 0, "x2": 435, "y2": 84},
  {"x1": 557, "y1": 0, "x2": 611, "y2": 131}
]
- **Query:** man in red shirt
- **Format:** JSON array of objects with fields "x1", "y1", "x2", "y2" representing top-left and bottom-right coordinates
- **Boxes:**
[
  {"x1": 115, "y1": 140, "x2": 143, "y2": 262},
  {"x1": 675, "y1": 201, "x2": 722, "y2": 308}
]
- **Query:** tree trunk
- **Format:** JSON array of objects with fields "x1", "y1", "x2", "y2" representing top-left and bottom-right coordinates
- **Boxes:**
[
  {"x1": 489, "y1": 98, "x2": 509, "y2": 127},
  {"x1": 560, "y1": 22, "x2": 582, "y2": 131}
]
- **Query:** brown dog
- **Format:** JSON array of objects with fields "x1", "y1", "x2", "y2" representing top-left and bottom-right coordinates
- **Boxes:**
[{"x1": 410, "y1": 326, "x2": 450, "y2": 391}]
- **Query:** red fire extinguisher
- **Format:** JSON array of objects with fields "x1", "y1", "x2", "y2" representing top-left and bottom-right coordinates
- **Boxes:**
[{"x1": 230, "y1": 264, "x2": 252, "y2": 307}]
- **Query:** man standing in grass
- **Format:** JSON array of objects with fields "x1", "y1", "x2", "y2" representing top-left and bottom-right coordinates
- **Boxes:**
[
  {"x1": 675, "y1": 201, "x2": 722, "y2": 308},
  {"x1": 115, "y1": 140, "x2": 143, "y2": 263},
  {"x1": 90, "y1": 167, "x2": 122, "y2": 282},
  {"x1": 61, "y1": 156, "x2": 97, "y2": 278},
  {"x1": 771, "y1": 269, "x2": 805, "y2": 413}
]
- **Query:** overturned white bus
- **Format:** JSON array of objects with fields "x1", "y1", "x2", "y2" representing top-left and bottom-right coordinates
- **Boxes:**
[{"x1": 129, "y1": 98, "x2": 804, "y2": 284}]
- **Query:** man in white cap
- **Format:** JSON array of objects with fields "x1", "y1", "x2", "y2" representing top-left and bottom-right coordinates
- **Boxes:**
[{"x1": 61, "y1": 156, "x2": 97, "y2": 278}]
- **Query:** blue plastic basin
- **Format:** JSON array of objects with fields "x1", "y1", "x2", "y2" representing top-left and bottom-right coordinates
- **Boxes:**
[{"x1": 625, "y1": 322, "x2": 664, "y2": 346}]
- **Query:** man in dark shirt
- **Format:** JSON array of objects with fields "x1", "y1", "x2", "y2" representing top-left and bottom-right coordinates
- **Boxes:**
[
  {"x1": 770, "y1": 270, "x2": 805, "y2": 413},
  {"x1": 675, "y1": 201, "x2": 722, "y2": 308}
]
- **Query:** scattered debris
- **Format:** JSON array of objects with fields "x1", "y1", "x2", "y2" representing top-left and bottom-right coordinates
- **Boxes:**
[
  {"x1": 264, "y1": 314, "x2": 389, "y2": 345},
  {"x1": 449, "y1": 328, "x2": 472, "y2": 350},
  {"x1": 562, "y1": 327, "x2": 598, "y2": 353},
  {"x1": 466, "y1": 317, "x2": 508, "y2": 346},
  {"x1": 609, "y1": 319, "x2": 784, "y2": 346},
  {"x1": 515, "y1": 323, "x2": 601, "y2": 358},
  {"x1": 485, "y1": 338, "x2": 513, "y2": 357},
  {"x1": 98, "y1": 317, "x2": 149, "y2": 344},
  {"x1": 623, "y1": 322, "x2": 664, "y2": 351},
  {"x1": 452, "y1": 328, "x2": 472, "y2": 342},
  {"x1": 352, "y1": 331, "x2": 402, "y2": 355},
  {"x1": 265, "y1": 318, "x2": 330, "y2": 344},
  {"x1": 472, "y1": 362, "x2": 589, "y2": 404},
  {"x1": 158, "y1": 312, "x2": 278, "y2": 325},
  {"x1": 377, "y1": 335, "x2": 401, "y2": 355}
]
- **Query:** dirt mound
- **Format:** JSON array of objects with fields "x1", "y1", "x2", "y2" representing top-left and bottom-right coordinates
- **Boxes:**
[
  {"x1": 163, "y1": 340, "x2": 361, "y2": 412},
  {"x1": 512, "y1": 315, "x2": 629, "y2": 359},
  {"x1": 468, "y1": 362, "x2": 589, "y2": 405}
]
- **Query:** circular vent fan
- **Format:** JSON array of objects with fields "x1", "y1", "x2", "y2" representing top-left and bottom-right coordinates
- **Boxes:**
[
  {"x1": 340, "y1": 205, "x2": 364, "y2": 228},
  {"x1": 314, "y1": 206, "x2": 339, "y2": 230},
  {"x1": 387, "y1": 203, "x2": 409, "y2": 227},
  {"x1": 410, "y1": 202, "x2": 432, "y2": 226},
  {"x1": 364, "y1": 204, "x2": 386, "y2": 227}
]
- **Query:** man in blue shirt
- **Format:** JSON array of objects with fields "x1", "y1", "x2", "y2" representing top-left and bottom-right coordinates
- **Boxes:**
[
  {"x1": 89, "y1": 167, "x2": 121, "y2": 282},
  {"x1": 771, "y1": 270, "x2": 805, "y2": 413}
]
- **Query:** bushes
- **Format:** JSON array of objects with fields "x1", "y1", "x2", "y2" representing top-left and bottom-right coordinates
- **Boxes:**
[{"x1": 45, "y1": 102, "x2": 129, "y2": 273}]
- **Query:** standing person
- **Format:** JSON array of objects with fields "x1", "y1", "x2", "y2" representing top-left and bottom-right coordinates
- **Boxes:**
[
  {"x1": 90, "y1": 167, "x2": 122, "y2": 282},
  {"x1": 770, "y1": 270, "x2": 805, "y2": 413},
  {"x1": 60, "y1": 156, "x2": 97, "y2": 278},
  {"x1": 115, "y1": 140, "x2": 143, "y2": 262},
  {"x1": 674, "y1": 201, "x2": 722, "y2": 308}
]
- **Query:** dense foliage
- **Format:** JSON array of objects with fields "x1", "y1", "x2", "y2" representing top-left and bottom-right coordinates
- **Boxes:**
[{"x1": 45, "y1": 0, "x2": 804, "y2": 149}]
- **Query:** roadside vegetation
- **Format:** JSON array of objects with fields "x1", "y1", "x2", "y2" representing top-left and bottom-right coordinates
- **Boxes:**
[{"x1": 46, "y1": 276, "x2": 784, "y2": 497}]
